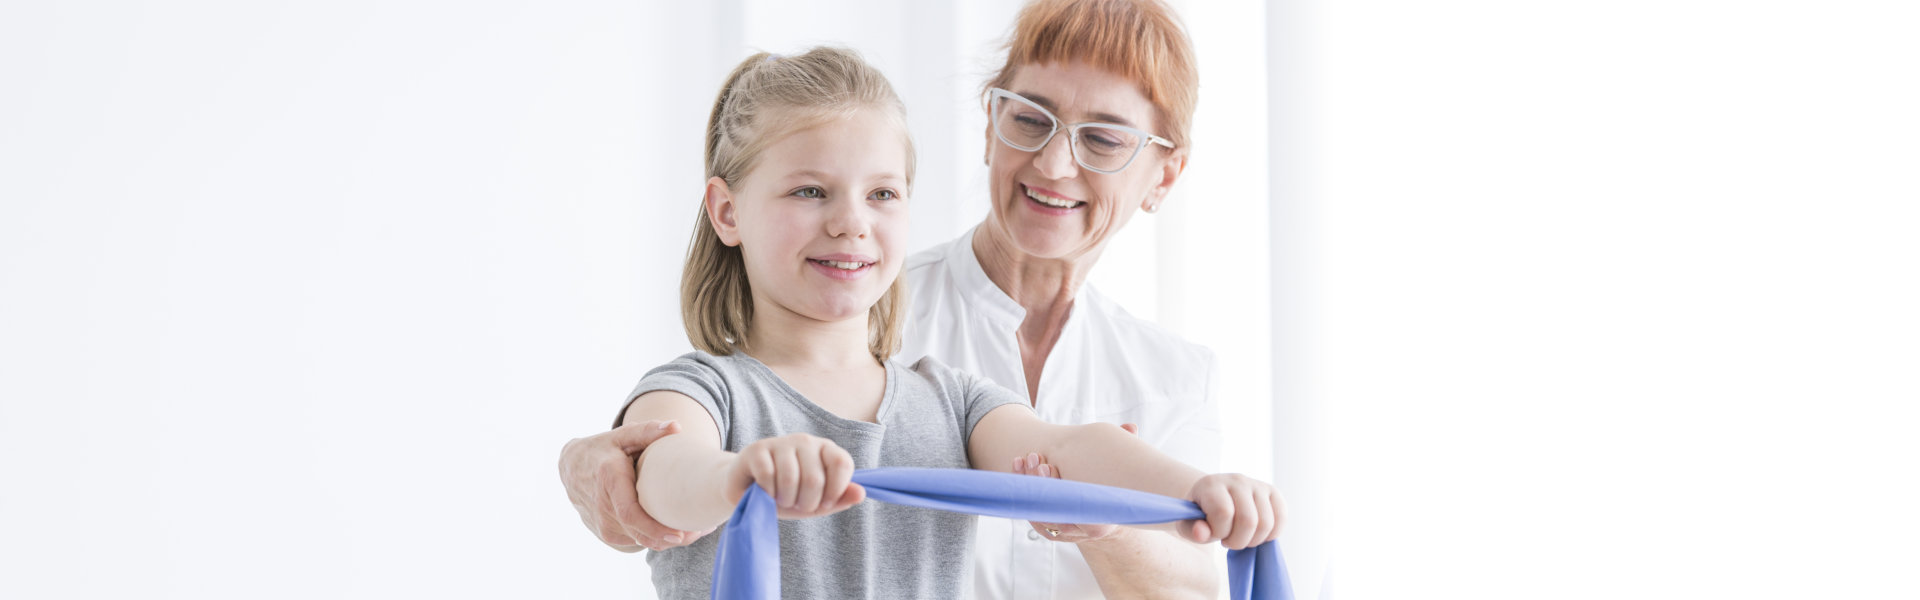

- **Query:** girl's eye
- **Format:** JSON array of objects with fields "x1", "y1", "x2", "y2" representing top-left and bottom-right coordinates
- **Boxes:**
[
  {"x1": 791, "y1": 186, "x2": 825, "y2": 199},
  {"x1": 870, "y1": 189, "x2": 901, "y2": 202}
]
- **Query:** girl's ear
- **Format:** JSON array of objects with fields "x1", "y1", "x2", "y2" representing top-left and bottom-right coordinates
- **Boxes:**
[{"x1": 705, "y1": 176, "x2": 743, "y2": 247}]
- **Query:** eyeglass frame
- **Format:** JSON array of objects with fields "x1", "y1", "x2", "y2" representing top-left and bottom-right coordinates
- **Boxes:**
[{"x1": 986, "y1": 87, "x2": 1175, "y2": 175}]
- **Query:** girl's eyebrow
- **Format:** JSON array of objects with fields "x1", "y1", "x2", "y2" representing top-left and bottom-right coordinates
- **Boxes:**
[
  {"x1": 780, "y1": 169, "x2": 905, "y2": 182},
  {"x1": 782, "y1": 169, "x2": 832, "y2": 181}
]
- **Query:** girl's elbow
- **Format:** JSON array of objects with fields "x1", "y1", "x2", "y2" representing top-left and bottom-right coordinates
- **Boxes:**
[{"x1": 1065, "y1": 421, "x2": 1136, "y2": 447}]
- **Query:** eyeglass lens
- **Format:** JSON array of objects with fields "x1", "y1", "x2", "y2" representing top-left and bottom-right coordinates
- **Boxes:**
[{"x1": 994, "y1": 94, "x2": 1144, "y2": 173}]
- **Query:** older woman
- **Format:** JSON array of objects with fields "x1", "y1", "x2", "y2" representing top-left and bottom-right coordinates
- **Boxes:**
[{"x1": 560, "y1": 0, "x2": 1245, "y2": 597}]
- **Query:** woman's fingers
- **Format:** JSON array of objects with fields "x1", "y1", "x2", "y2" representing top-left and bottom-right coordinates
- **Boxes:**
[
  {"x1": 609, "y1": 463, "x2": 689, "y2": 547},
  {"x1": 606, "y1": 420, "x2": 680, "y2": 453},
  {"x1": 561, "y1": 423, "x2": 684, "y2": 551},
  {"x1": 595, "y1": 485, "x2": 639, "y2": 547}
]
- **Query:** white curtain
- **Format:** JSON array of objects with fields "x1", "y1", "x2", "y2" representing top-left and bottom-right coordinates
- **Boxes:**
[
  {"x1": 0, "y1": 1, "x2": 1319, "y2": 598},
  {"x1": 8, "y1": 1, "x2": 1915, "y2": 599}
]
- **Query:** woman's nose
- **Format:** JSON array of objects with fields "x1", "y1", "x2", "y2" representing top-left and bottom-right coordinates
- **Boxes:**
[{"x1": 1033, "y1": 132, "x2": 1079, "y2": 180}]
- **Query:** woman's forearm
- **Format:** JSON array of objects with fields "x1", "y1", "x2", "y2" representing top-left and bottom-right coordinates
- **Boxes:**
[
  {"x1": 1080, "y1": 527, "x2": 1218, "y2": 600},
  {"x1": 1038, "y1": 424, "x2": 1219, "y2": 597},
  {"x1": 635, "y1": 434, "x2": 741, "y2": 532}
]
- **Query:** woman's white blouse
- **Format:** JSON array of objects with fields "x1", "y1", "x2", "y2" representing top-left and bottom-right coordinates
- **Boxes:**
[{"x1": 898, "y1": 230, "x2": 1224, "y2": 600}]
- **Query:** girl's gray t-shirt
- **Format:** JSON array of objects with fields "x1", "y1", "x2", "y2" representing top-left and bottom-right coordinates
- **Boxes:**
[{"x1": 620, "y1": 351, "x2": 1029, "y2": 600}]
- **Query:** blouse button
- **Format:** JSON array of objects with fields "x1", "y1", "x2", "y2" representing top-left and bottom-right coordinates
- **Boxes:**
[{"x1": 1026, "y1": 529, "x2": 1042, "y2": 541}]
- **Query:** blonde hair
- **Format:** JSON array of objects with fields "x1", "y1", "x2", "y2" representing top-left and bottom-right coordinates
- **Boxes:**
[
  {"x1": 984, "y1": 0, "x2": 1199, "y2": 150},
  {"x1": 682, "y1": 47, "x2": 914, "y2": 362}
]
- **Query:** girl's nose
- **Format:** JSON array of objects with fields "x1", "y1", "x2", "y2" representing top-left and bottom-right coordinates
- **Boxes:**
[{"x1": 825, "y1": 198, "x2": 871, "y2": 239}]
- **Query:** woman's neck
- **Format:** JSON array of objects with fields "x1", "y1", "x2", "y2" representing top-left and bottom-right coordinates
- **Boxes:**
[
  {"x1": 739, "y1": 298, "x2": 877, "y2": 370},
  {"x1": 970, "y1": 225, "x2": 1103, "y2": 333}
]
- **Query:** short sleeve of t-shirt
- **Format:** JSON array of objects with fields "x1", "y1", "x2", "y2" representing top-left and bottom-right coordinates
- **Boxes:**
[
  {"x1": 614, "y1": 353, "x2": 734, "y2": 445},
  {"x1": 907, "y1": 356, "x2": 1028, "y2": 448}
]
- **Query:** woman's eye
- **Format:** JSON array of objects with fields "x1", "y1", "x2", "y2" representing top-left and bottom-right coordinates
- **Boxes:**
[
  {"x1": 1014, "y1": 113, "x2": 1052, "y2": 131},
  {"x1": 791, "y1": 186, "x2": 825, "y2": 199},
  {"x1": 1083, "y1": 131, "x2": 1124, "y2": 149},
  {"x1": 870, "y1": 189, "x2": 900, "y2": 202}
]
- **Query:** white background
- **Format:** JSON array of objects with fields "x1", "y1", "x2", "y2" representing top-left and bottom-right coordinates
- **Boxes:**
[{"x1": 2, "y1": 1, "x2": 1915, "y2": 599}]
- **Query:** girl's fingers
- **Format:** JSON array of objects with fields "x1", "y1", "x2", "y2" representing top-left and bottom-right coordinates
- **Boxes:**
[
  {"x1": 795, "y1": 445, "x2": 827, "y2": 513},
  {"x1": 1225, "y1": 485, "x2": 1259, "y2": 549},
  {"x1": 1185, "y1": 519, "x2": 1212, "y2": 544},
  {"x1": 831, "y1": 482, "x2": 867, "y2": 510},
  {"x1": 1199, "y1": 486, "x2": 1233, "y2": 544},
  {"x1": 1268, "y1": 488, "x2": 1286, "y2": 542},
  {"x1": 745, "y1": 448, "x2": 776, "y2": 497},
  {"x1": 774, "y1": 446, "x2": 800, "y2": 508},
  {"x1": 822, "y1": 446, "x2": 854, "y2": 513},
  {"x1": 1250, "y1": 486, "x2": 1276, "y2": 547}
]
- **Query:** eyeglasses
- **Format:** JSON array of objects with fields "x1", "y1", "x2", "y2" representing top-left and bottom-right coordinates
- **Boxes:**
[{"x1": 987, "y1": 87, "x2": 1175, "y2": 175}]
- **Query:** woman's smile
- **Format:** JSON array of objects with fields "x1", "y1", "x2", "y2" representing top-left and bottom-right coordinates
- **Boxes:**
[{"x1": 1021, "y1": 183, "x2": 1086, "y2": 215}]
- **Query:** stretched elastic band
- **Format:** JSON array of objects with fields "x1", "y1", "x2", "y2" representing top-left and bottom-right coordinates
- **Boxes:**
[{"x1": 709, "y1": 467, "x2": 1294, "y2": 600}]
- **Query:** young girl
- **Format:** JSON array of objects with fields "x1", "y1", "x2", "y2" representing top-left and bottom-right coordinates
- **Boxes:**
[{"x1": 620, "y1": 47, "x2": 1281, "y2": 599}]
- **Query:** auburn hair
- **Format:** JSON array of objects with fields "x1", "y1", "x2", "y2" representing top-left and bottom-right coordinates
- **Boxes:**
[{"x1": 983, "y1": 0, "x2": 1199, "y2": 150}]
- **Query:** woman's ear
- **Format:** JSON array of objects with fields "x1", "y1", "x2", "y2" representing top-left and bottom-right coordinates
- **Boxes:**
[
  {"x1": 705, "y1": 176, "x2": 743, "y2": 247},
  {"x1": 1143, "y1": 148, "x2": 1189, "y2": 213},
  {"x1": 983, "y1": 125, "x2": 995, "y2": 166}
]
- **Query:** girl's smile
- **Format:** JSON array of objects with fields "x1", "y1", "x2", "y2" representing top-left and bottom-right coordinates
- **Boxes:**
[{"x1": 807, "y1": 253, "x2": 879, "y2": 281}]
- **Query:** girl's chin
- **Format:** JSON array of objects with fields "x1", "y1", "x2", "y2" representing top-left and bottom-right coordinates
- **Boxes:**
[{"x1": 795, "y1": 295, "x2": 884, "y2": 322}]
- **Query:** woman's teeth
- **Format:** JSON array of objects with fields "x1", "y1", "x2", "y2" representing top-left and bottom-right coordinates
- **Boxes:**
[{"x1": 1025, "y1": 186, "x2": 1082, "y2": 209}]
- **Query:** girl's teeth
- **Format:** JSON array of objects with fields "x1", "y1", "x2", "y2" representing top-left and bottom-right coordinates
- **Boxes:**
[
  {"x1": 819, "y1": 260, "x2": 868, "y2": 270},
  {"x1": 1025, "y1": 187, "x2": 1079, "y2": 208}
]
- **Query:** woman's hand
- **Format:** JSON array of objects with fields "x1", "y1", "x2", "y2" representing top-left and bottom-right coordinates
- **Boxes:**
[
  {"x1": 559, "y1": 420, "x2": 710, "y2": 552},
  {"x1": 1012, "y1": 423, "x2": 1138, "y2": 544},
  {"x1": 1182, "y1": 474, "x2": 1285, "y2": 549},
  {"x1": 729, "y1": 433, "x2": 867, "y2": 519}
]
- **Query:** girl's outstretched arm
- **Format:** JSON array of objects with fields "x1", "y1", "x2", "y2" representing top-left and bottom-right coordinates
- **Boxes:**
[
  {"x1": 623, "y1": 391, "x2": 865, "y2": 532},
  {"x1": 966, "y1": 405, "x2": 1283, "y2": 549}
]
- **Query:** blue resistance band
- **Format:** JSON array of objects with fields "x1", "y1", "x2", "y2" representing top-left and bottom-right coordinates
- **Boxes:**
[{"x1": 710, "y1": 467, "x2": 1294, "y2": 600}]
